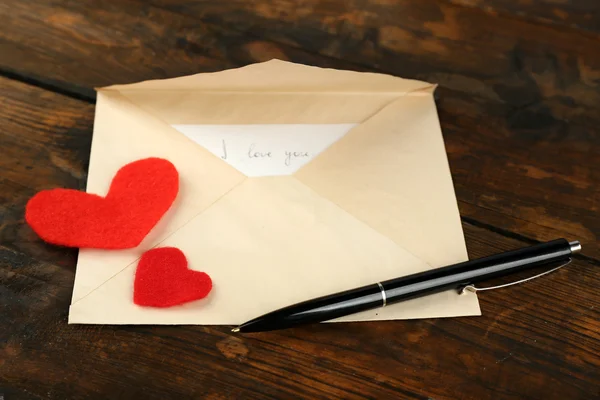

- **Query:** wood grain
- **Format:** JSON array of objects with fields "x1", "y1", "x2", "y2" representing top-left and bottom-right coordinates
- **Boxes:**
[
  {"x1": 0, "y1": 74, "x2": 598, "y2": 400},
  {"x1": 0, "y1": 0, "x2": 599, "y2": 398},
  {"x1": 0, "y1": 78, "x2": 93, "y2": 268},
  {"x1": 153, "y1": 0, "x2": 600, "y2": 34},
  {"x1": 439, "y1": 86, "x2": 600, "y2": 258},
  {"x1": 1, "y1": 225, "x2": 598, "y2": 399},
  {"x1": 0, "y1": 0, "x2": 358, "y2": 100},
  {"x1": 1, "y1": 0, "x2": 597, "y2": 259},
  {"x1": 447, "y1": 0, "x2": 600, "y2": 33},
  {"x1": 147, "y1": 0, "x2": 600, "y2": 124}
]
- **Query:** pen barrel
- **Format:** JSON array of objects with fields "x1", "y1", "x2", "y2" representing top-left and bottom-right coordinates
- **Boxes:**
[
  {"x1": 380, "y1": 238, "x2": 573, "y2": 304},
  {"x1": 238, "y1": 239, "x2": 576, "y2": 332},
  {"x1": 241, "y1": 284, "x2": 385, "y2": 332}
]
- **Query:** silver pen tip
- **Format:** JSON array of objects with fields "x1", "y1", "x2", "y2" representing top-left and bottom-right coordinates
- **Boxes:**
[
  {"x1": 231, "y1": 327, "x2": 240, "y2": 333},
  {"x1": 569, "y1": 240, "x2": 582, "y2": 253}
]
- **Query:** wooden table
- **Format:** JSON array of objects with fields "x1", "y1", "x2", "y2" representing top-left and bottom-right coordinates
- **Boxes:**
[{"x1": 1, "y1": 1, "x2": 598, "y2": 398}]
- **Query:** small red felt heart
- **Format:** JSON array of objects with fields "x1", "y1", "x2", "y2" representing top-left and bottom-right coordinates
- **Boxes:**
[
  {"x1": 133, "y1": 247, "x2": 212, "y2": 307},
  {"x1": 25, "y1": 158, "x2": 179, "y2": 249}
]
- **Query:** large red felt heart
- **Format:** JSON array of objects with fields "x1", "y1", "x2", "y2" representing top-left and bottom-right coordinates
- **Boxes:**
[
  {"x1": 133, "y1": 247, "x2": 213, "y2": 307},
  {"x1": 25, "y1": 158, "x2": 179, "y2": 249}
]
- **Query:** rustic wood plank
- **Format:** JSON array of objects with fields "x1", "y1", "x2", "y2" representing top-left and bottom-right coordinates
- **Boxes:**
[
  {"x1": 439, "y1": 87, "x2": 600, "y2": 258},
  {"x1": 0, "y1": 74, "x2": 598, "y2": 400},
  {"x1": 0, "y1": 0, "x2": 598, "y2": 398},
  {"x1": 3, "y1": 0, "x2": 599, "y2": 127},
  {"x1": 0, "y1": 77, "x2": 93, "y2": 267},
  {"x1": 447, "y1": 0, "x2": 600, "y2": 34},
  {"x1": 1, "y1": 0, "x2": 598, "y2": 260},
  {"x1": 153, "y1": 0, "x2": 600, "y2": 35},
  {"x1": 147, "y1": 0, "x2": 600, "y2": 124},
  {"x1": 0, "y1": 0, "x2": 357, "y2": 100},
  {"x1": 1, "y1": 227, "x2": 598, "y2": 399}
]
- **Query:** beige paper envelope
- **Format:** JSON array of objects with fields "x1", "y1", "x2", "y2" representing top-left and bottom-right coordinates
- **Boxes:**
[{"x1": 69, "y1": 60, "x2": 480, "y2": 324}]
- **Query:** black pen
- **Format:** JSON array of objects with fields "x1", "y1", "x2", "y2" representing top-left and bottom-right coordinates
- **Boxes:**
[{"x1": 233, "y1": 239, "x2": 581, "y2": 333}]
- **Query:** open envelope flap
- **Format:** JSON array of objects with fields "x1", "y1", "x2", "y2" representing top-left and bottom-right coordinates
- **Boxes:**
[
  {"x1": 296, "y1": 94, "x2": 468, "y2": 268},
  {"x1": 71, "y1": 91, "x2": 245, "y2": 303},
  {"x1": 102, "y1": 59, "x2": 433, "y2": 93},
  {"x1": 104, "y1": 60, "x2": 435, "y2": 125}
]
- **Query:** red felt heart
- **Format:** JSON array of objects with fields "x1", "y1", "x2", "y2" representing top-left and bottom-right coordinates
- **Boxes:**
[
  {"x1": 133, "y1": 247, "x2": 213, "y2": 307},
  {"x1": 25, "y1": 158, "x2": 179, "y2": 249}
]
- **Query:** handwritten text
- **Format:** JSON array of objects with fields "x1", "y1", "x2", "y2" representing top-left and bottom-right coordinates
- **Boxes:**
[{"x1": 220, "y1": 140, "x2": 310, "y2": 167}]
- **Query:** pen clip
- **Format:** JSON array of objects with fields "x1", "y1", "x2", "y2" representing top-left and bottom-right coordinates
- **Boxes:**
[{"x1": 458, "y1": 258, "x2": 572, "y2": 294}]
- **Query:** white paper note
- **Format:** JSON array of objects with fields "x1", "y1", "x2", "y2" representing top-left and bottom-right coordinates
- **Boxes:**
[{"x1": 171, "y1": 124, "x2": 357, "y2": 177}]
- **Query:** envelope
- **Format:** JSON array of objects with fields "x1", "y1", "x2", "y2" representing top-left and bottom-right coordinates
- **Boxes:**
[{"x1": 68, "y1": 59, "x2": 480, "y2": 324}]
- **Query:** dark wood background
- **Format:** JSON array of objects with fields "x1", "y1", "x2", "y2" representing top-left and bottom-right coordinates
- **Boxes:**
[{"x1": 1, "y1": 0, "x2": 598, "y2": 399}]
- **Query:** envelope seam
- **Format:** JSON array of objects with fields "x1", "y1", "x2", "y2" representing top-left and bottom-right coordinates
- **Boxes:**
[
  {"x1": 289, "y1": 176, "x2": 434, "y2": 270},
  {"x1": 112, "y1": 90, "x2": 250, "y2": 177},
  {"x1": 293, "y1": 92, "x2": 454, "y2": 268},
  {"x1": 70, "y1": 177, "x2": 248, "y2": 308},
  {"x1": 294, "y1": 90, "x2": 424, "y2": 177}
]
